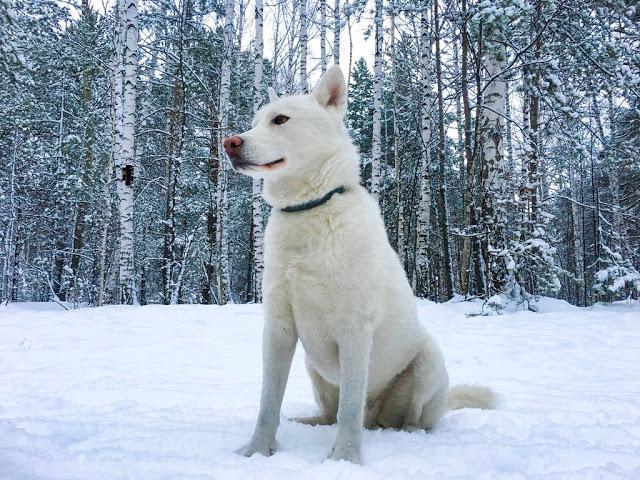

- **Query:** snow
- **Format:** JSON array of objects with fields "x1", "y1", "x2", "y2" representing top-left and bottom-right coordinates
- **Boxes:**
[{"x1": 2, "y1": 299, "x2": 640, "y2": 479}]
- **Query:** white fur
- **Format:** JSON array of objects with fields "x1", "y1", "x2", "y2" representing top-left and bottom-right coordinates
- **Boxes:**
[{"x1": 233, "y1": 66, "x2": 495, "y2": 464}]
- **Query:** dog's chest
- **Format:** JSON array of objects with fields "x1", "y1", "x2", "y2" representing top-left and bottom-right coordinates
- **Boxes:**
[{"x1": 267, "y1": 212, "x2": 362, "y2": 336}]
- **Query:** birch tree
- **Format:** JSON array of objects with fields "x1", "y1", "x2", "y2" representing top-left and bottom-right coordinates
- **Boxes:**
[
  {"x1": 320, "y1": 0, "x2": 327, "y2": 72},
  {"x1": 251, "y1": 0, "x2": 265, "y2": 302},
  {"x1": 479, "y1": 41, "x2": 511, "y2": 302},
  {"x1": 333, "y1": 0, "x2": 341, "y2": 65},
  {"x1": 215, "y1": 0, "x2": 235, "y2": 304},
  {"x1": 370, "y1": 0, "x2": 383, "y2": 199},
  {"x1": 299, "y1": 0, "x2": 308, "y2": 92},
  {"x1": 115, "y1": 0, "x2": 138, "y2": 304},
  {"x1": 415, "y1": 1, "x2": 432, "y2": 297}
]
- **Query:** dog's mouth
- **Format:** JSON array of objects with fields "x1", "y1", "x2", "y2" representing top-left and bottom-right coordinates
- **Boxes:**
[
  {"x1": 263, "y1": 158, "x2": 285, "y2": 168},
  {"x1": 234, "y1": 158, "x2": 285, "y2": 171}
]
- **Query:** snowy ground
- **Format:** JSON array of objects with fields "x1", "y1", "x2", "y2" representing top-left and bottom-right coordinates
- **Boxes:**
[{"x1": 1, "y1": 299, "x2": 639, "y2": 480}]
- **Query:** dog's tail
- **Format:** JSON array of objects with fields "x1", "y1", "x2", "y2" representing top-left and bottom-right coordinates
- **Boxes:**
[{"x1": 448, "y1": 384, "x2": 498, "y2": 410}]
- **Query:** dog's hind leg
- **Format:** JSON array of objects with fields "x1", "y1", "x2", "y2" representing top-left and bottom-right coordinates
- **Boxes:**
[
  {"x1": 419, "y1": 381, "x2": 449, "y2": 430},
  {"x1": 376, "y1": 338, "x2": 449, "y2": 431},
  {"x1": 293, "y1": 359, "x2": 338, "y2": 426}
]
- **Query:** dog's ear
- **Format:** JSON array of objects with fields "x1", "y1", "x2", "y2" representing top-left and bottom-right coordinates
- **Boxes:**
[
  {"x1": 313, "y1": 65, "x2": 347, "y2": 115},
  {"x1": 268, "y1": 87, "x2": 279, "y2": 102}
]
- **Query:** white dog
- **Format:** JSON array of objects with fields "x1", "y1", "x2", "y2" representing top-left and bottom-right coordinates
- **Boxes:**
[{"x1": 225, "y1": 66, "x2": 495, "y2": 464}]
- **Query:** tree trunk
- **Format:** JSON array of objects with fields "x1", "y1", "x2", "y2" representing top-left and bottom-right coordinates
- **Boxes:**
[
  {"x1": 299, "y1": 0, "x2": 308, "y2": 93},
  {"x1": 479, "y1": 42, "x2": 509, "y2": 298},
  {"x1": 320, "y1": 0, "x2": 327, "y2": 73},
  {"x1": 69, "y1": 0, "x2": 95, "y2": 302},
  {"x1": 116, "y1": 0, "x2": 138, "y2": 305},
  {"x1": 162, "y1": 0, "x2": 190, "y2": 305},
  {"x1": 333, "y1": 0, "x2": 341, "y2": 65},
  {"x1": 434, "y1": 0, "x2": 454, "y2": 299},
  {"x1": 251, "y1": 0, "x2": 265, "y2": 302},
  {"x1": 390, "y1": 2, "x2": 404, "y2": 265},
  {"x1": 459, "y1": 0, "x2": 475, "y2": 296},
  {"x1": 415, "y1": 1, "x2": 432, "y2": 298},
  {"x1": 371, "y1": 0, "x2": 383, "y2": 199},
  {"x1": 524, "y1": 0, "x2": 543, "y2": 228},
  {"x1": 569, "y1": 156, "x2": 584, "y2": 305},
  {"x1": 216, "y1": 0, "x2": 235, "y2": 304},
  {"x1": 2, "y1": 127, "x2": 18, "y2": 303}
]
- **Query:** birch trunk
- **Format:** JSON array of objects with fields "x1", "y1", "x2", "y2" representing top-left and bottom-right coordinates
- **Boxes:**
[
  {"x1": 216, "y1": 0, "x2": 235, "y2": 304},
  {"x1": 333, "y1": 0, "x2": 340, "y2": 64},
  {"x1": 415, "y1": 2, "x2": 432, "y2": 297},
  {"x1": 480, "y1": 44, "x2": 509, "y2": 297},
  {"x1": 251, "y1": 0, "x2": 265, "y2": 302},
  {"x1": 299, "y1": 0, "x2": 308, "y2": 93},
  {"x1": 99, "y1": 7, "x2": 124, "y2": 306},
  {"x1": 370, "y1": 0, "x2": 383, "y2": 199},
  {"x1": 320, "y1": 0, "x2": 327, "y2": 73},
  {"x1": 115, "y1": 0, "x2": 138, "y2": 305}
]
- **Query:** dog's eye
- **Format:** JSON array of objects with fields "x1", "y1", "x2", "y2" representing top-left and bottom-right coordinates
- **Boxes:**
[{"x1": 272, "y1": 115, "x2": 290, "y2": 125}]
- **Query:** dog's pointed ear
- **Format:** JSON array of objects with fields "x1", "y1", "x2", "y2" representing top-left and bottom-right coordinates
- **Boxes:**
[
  {"x1": 313, "y1": 65, "x2": 347, "y2": 115},
  {"x1": 268, "y1": 87, "x2": 279, "y2": 102}
]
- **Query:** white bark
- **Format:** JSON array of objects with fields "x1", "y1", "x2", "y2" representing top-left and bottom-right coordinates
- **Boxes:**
[
  {"x1": 415, "y1": 4, "x2": 432, "y2": 295},
  {"x1": 115, "y1": 0, "x2": 138, "y2": 304},
  {"x1": 480, "y1": 45, "x2": 509, "y2": 296},
  {"x1": 370, "y1": 0, "x2": 383, "y2": 199},
  {"x1": 216, "y1": 0, "x2": 235, "y2": 304},
  {"x1": 482, "y1": 50, "x2": 507, "y2": 192},
  {"x1": 252, "y1": 0, "x2": 265, "y2": 302},
  {"x1": 320, "y1": 0, "x2": 327, "y2": 73},
  {"x1": 286, "y1": 1, "x2": 297, "y2": 94},
  {"x1": 333, "y1": 0, "x2": 340, "y2": 65},
  {"x1": 299, "y1": 0, "x2": 308, "y2": 92}
]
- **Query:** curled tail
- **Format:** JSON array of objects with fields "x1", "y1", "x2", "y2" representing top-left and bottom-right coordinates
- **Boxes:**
[{"x1": 448, "y1": 384, "x2": 498, "y2": 410}]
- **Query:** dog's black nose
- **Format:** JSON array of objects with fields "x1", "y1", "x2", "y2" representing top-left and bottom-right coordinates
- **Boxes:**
[{"x1": 223, "y1": 135, "x2": 244, "y2": 158}]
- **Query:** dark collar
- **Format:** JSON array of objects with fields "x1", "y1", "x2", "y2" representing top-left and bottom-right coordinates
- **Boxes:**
[{"x1": 280, "y1": 186, "x2": 347, "y2": 213}]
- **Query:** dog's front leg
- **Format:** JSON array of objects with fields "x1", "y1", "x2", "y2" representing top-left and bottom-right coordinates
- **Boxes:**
[
  {"x1": 237, "y1": 314, "x2": 297, "y2": 458},
  {"x1": 328, "y1": 330, "x2": 372, "y2": 464}
]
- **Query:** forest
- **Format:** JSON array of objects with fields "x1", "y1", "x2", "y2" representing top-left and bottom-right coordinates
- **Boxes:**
[{"x1": 0, "y1": 0, "x2": 638, "y2": 309}]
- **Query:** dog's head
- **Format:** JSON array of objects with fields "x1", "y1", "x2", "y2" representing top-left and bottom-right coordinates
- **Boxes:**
[{"x1": 224, "y1": 66, "x2": 350, "y2": 181}]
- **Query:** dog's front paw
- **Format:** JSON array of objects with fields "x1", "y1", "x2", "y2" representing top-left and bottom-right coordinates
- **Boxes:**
[
  {"x1": 235, "y1": 440, "x2": 276, "y2": 458},
  {"x1": 326, "y1": 443, "x2": 362, "y2": 465}
]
